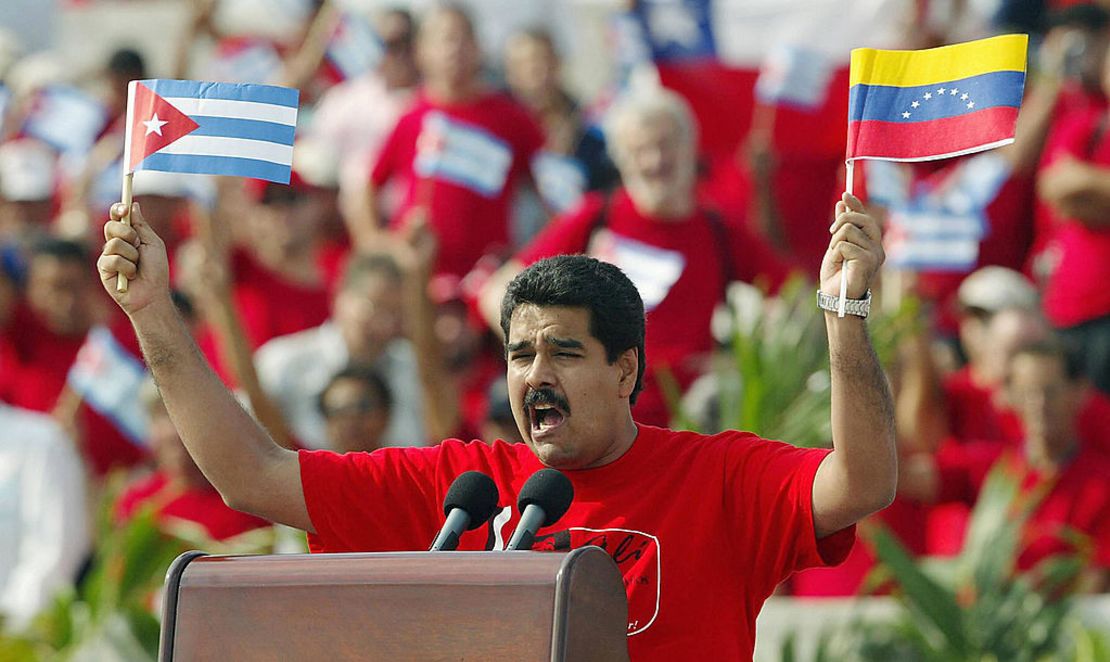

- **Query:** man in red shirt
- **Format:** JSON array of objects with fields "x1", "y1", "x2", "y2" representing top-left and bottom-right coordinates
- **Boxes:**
[
  {"x1": 480, "y1": 88, "x2": 792, "y2": 425},
  {"x1": 353, "y1": 5, "x2": 545, "y2": 278},
  {"x1": 903, "y1": 341, "x2": 1110, "y2": 588},
  {"x1": 97, "y1": 190, "x2": 894, "y2": 660}
]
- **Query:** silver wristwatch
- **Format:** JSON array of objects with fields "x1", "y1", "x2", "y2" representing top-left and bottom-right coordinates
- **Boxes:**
[{"x1": 816, "y1": 289, "x2": 872, "y2": 318}]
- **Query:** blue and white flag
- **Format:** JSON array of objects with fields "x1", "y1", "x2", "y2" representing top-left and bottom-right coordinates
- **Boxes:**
[
  {"x1": 126, "y1": 79, "x2": 299, "y2": 183},
  {"x1": 327, "y1": 11, "x2": 382, "y2": 80},
  {"x1": 414, "y1": 111, "x2": 512, "y2": 197},
  {"x1": 206, "y1": 41, "x2": 284, "y2": 85},
  {"x1": 532, "y1": 152, "x2": 587, "y2": 213},
  {"x1": 67, "y1": 327, "x2": 149, "y2": 445},
  {"x1": 882, "y1": 152, "x2": 1011, "y2": 272},
  {"x1": 22, "y1": 84, "x2": 109, "y2": 157}
]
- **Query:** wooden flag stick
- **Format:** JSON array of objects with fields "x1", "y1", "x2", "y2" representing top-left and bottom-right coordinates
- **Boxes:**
[
  {"x1": 838, "y1": 161, "x2": 854, "y2": 317},
  {"x1": 116, "y1": 171, "x2": 134, "y2": 293}
]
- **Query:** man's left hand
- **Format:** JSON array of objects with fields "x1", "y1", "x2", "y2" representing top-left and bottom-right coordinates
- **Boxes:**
[{"x1": 819, "y1": 193, "x2": 884, "y2": 300}]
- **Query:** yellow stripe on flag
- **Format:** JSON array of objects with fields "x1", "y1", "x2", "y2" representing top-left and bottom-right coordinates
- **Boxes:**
[{"x1": 850, "y1": 34, "x2": 1028, "y2": 88}]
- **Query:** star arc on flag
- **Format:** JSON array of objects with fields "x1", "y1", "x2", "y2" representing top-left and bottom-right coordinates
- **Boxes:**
[{"x1": 128, "y1": 82, "x2": 199, "y2": 172}]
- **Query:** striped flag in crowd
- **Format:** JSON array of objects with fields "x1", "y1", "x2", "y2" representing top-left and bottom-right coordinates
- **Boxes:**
[
  {"x1": 22, "y1": 84, "x2": 108, "y2": 157},
  {"x1": 66, "y1": 326, "x2": 149, "y2": 445},
  {"x1": 125, "y1": 79, "x2": 299, "y2": 183},
  {"x1": 326, "y1": 11, "x2": 382, "y2": 81},
  {"x1": 755, "y1": 44, "x2": 834, "y2": 111}
]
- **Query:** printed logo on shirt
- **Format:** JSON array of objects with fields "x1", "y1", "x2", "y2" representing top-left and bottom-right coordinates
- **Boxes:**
[
  {"x1": 589, "y1": 229, "x2": 685, "y2": 312},
  {"x1": 414, "y1": 111, "x2": 513, "y2": 198},
  {"x1": 536, "y1": 527, "x2": 661, "y2": 636}
]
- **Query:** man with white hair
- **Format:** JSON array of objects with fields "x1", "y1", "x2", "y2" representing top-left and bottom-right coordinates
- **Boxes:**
[{"x1": 481, "y1": 87, "x2": 791, "y2": 425}]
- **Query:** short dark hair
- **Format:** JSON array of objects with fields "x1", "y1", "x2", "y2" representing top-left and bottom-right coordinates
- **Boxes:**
[
  {"x1": 30, "y1": 238, "x2": 87, "y2": 265},
  {"x1": 317, "y1": 364, "x2": 393, "y2": 417},
  {"x1": 500, "y1": 255, "x2": 645, "y2": 404},
  {"x1": 107, "y1": 48, "x2": 145, "y2": 79}
]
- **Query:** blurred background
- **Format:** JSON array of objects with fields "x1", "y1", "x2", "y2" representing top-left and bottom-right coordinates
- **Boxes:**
[{"x1": 3, "y1": 1, "x2": 1110, "y2": 660}]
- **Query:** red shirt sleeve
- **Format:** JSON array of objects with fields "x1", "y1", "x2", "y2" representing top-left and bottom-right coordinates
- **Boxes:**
[
  {"x1": 724, "y1": 436, "x2": 855, "y2": 594},
  {"x1": 517, "y1": 194, "x2": 607, "y2": 265},
  {"x1": 298, "y1": 447, "x2": 445, "y2": 552}
]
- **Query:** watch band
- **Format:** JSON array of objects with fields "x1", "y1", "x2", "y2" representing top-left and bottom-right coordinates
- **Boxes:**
[{"x1": 816, "y1": 289, "x2": 871, "y2": 318}]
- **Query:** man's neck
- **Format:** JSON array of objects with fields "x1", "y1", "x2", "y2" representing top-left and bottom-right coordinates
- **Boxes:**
[{"x1": 425, "y1": 78, "x2": 481, "y2": 105}]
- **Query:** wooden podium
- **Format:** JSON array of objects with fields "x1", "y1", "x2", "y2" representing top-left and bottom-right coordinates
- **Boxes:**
[{"x1": 158, "y1": 547, "x2": 629, "y2": 661}]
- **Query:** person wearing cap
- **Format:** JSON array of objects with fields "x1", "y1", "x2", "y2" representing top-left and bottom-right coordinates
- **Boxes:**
[{"x1": 0, "y1": 138, "x2": 57, "y2": 246}]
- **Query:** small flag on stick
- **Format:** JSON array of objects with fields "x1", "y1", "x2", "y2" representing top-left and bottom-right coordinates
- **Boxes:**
[
  {"x1": 839, "y1": 34, "x2": 1027, "y2": 314},
  {"x1": 116, "y1": 79, "x2": 299, "y2": 291}
]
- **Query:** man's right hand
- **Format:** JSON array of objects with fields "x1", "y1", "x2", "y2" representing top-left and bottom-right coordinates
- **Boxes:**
[{"x1": 97, "y1": 202, "x2": 172, "y2": 317}]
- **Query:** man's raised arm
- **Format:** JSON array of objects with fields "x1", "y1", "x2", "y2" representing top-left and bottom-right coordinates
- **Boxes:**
[
  {"x1": 811, "y1": 193, "x2": 897, "y2": 538},
  {"x1": 97, "y1": 202, "x2": 312, "y2": 532}
]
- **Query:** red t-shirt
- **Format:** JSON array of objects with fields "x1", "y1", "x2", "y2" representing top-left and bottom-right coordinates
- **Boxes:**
[
  {"x1": 196, "y1": 248, "x2": 331, "y2": 385},
  {"x1": 299, "y1": 424, "x2": 854, "y2": 660},
  {"x1": 942, "y1": 366, "x2": 1023, "y2": 446},
  {"x1": 1035, "y1": 105, "x2": 1110, "y2": 327},
  {"x1": 116, "y1": 471, "x2": 271, "y2": 541},
  {"x1": 3, "y1": 305, "x2": 149, "y2": 474},
  {"x1": 517, "y1": 189, "x2": 792, "y2": 424},
  {"x1": 936, "y1": 445, "x2": 1110, "y2": 569},
  {"x1": 372, "y1": 91, "x2": 545, "y2": 278}
]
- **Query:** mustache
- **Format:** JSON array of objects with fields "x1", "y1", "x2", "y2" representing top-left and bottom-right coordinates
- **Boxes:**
[{"x1": 524, "y1": 388, "x2": 570, "y2": 414}]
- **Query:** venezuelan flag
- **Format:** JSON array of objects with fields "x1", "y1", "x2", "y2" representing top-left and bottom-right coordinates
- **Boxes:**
[{"x1": 847, "y1": 34, "x2": 1027, "y2": 162}]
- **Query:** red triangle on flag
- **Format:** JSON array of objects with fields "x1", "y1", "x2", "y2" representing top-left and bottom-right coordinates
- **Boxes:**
[{"x1": 128, "y1": 82, "x2": 199, "y2": 172}]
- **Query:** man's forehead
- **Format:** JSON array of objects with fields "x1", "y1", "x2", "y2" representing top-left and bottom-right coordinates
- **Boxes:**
[{"x1": 507, "y1": 304, "x2": 592, "y2": 342}]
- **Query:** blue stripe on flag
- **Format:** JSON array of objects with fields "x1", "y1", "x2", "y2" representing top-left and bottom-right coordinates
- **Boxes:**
[
  {"x1": 140, "y1": 152, "x2": 291, "y2": 183},
  {"x1": 189, "y1": 116, "x2": 296, "y2": 145},
  {"x1": 142, "y1": 79, "x2": 299, "y2": 108},
  {"x1": 848, "y1": 70, "x2": 1025, "y2": 123}
]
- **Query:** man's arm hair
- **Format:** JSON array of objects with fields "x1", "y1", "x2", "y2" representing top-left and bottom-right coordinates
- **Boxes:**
[{"x1": 133, "y1": 299, "x2": 313, "y2": 532}]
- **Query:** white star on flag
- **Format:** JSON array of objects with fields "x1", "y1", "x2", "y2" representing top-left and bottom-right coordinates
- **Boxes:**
[
  {"x1": 950, "y1": 88, "x2": 959, "y2": 95},
  {"x1": 911, "y1": 101, "x2": 920, "y2": 108},
  {"x1": 967, "y1": 101, "x2": 975, "y2": 108},
  {"x1": 961, "y1": 93, "x2": 969, "y2": 100},
  {"x1": 938, "y1": 88, "x2": 946, "y2": 94},
  {"x1": 902, "y1": 111, "x2": 911, "y2": 118},
  {"x1": 143, "y1": 113, "x2": 168, "y2": 136},
  {"x1": 924, "y1": 92, "x2": 932, "y2": 100}
]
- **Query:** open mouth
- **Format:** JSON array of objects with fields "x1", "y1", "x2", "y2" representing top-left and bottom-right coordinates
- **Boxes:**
[{"x1": 528, "y1": 403, "x2": 567, "y2": 436}]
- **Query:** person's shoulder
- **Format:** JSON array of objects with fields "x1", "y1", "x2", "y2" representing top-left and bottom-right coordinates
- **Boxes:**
[{"x1": 637, "y1": 424, "x2": 771, "y2": 454}]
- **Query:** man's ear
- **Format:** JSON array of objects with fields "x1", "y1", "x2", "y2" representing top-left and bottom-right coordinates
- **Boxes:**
[{"x1": 616, "y1": 348, "x2": 638, "y2": 399}]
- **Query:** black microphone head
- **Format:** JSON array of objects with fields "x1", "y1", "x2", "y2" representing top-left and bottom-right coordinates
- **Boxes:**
[
  {"x1": 517, "y1": 469, "x2": 574, "y2": 527},
  {"x1": 443, "y1": 471, "x2": 500, "y2": 530}
]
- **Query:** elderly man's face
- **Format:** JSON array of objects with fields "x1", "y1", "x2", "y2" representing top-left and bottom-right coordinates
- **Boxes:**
[{"x1": 615, "y1": 114, "x2": 695, "y2": 216}]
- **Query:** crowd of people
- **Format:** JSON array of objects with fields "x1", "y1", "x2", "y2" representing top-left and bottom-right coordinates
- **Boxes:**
[{"x1": 2, "y1": 0, "x2": 1110, "y2": 641}]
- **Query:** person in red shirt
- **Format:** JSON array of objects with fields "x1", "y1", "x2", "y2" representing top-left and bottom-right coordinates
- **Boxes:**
[
  {"x1": 353, "y1": 5, "x2": 546, "y2": 278},
  {"x1": 903, "y1": 341, "x2": 1110, "y2": 588},
  {"x1": 97, "y1": 190, "x2": 894, "y2": 660},
  {"x1": 117, "y1": 381, "x2": 268, "y2": 542},
  {"x1": 1033, "y1": 15, "x2": 1110, "y2": 397},
  {"x1": 480, "y1": 88, "x2": 792, "y2": 426}
]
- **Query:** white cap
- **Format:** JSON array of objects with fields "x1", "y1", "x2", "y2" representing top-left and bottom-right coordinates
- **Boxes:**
[
  {"x1": 957, "y1": 266, "x2": 1039, "y2": 314},
  {"x1": 0, "y1": 138, "x2": 56, "y2": 202}
]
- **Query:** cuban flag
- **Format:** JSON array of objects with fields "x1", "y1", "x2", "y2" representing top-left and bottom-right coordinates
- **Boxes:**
[
  {"x1": 67, "y1": 326, "x2": 149, "y2": 445},
  {"x1": 326, "y1": 11, "x2": 382, "y2": 81},
  {"x1": 22, "y1": 84, "x2": 109, "y2": 157},
  {"x1": 414, "y1": 111, "x2": 512, "y2": 198},
  {"x1": 847, "y1": 34, "x2": 1027, "y2": 162},
  {"x1": 125, "y1": 79, "x2": 299, "y2": 183},
  {"x1": 880, "y1": 152, "x2": 1011, "y2": 272}
]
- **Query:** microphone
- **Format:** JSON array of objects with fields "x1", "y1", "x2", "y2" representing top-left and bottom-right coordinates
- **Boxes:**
[
  {"x1": 505, "y1": 469, "x2": 574, "y2": 551},
  {"x1": 429, "y1": 471, "x2": 500, "y2": 552}
]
